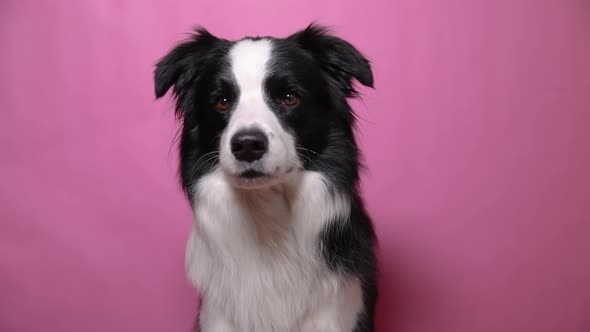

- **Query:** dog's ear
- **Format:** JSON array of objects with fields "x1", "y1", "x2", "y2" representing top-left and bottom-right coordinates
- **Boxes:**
[
  {"x1": 290, "y1": 24, "x2": 374, "y2": 97},
  {"x1": 154, "y1": 27, "x2": 220, "y2": 100}
]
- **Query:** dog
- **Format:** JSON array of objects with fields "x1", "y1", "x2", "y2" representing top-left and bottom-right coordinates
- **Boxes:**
[{"x1": 154, "y1": 24, "x2": 378, "y2": 332}]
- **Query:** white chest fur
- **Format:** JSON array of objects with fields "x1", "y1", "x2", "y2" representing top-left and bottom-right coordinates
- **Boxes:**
[{"x1": 185, "y1": 169, "x2": 363, "y2": 331}]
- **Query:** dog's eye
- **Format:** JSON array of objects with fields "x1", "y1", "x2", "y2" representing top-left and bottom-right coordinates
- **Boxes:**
[
  {"x1": 216, "y1": 97, "x2": 231, "y2": 111},
  {"x1": 282, "y1": 93, "x2": 299, "y2": 107}
]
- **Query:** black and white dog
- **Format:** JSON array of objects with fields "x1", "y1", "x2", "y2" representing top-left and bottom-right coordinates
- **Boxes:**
[{"x1": 154, "y1": 24, "x2": 378, "y2": 332}]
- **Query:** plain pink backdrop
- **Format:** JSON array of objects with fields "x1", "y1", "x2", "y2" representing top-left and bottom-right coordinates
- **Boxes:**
[{"x1": 1, "y1": 1, "x2": 589, "y2": 331}]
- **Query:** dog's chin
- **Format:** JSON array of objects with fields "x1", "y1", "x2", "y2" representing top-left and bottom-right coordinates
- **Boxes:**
[{"x1": 225, "y1": 168, "x2": 296, "y2": 190}]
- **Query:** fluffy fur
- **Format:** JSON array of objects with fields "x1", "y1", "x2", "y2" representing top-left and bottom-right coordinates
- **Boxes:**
[{"x1": 154, "y1": 24, "x2": 378, "y2": 332}]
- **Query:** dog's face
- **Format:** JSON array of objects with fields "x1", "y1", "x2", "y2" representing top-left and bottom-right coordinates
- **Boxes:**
[{"x1": 154, "y1": 25, "x2": 373, "y2": 194}]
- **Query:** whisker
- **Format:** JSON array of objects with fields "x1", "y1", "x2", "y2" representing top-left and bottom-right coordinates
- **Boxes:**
[
  {"x1": 295, "y1": 146, "x2": 319, "y2": 155},
  {"x1": 193, "y1": 150, "x2": 219, "y2": 167}
]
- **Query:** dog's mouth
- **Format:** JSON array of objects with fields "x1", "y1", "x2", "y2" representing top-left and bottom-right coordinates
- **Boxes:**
[
  {"x1": 229, "y1": 170, "x2": 273, "y2": 189},
  {"x1": 240, "y1": 170, "x2": 267, "y2": 179},
  {"x1": 226, "y1": 167, "x2": 297, "y2": 190}
]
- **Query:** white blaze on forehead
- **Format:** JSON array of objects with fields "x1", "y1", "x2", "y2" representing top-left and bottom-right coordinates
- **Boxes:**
[
  {"x1": 229, "y1": 39, "x2": 273, "y2": 98},
  {"x1": 220, "y1": 38, "x2": 299, "y2": 181},
  {"x1": 226, "y1": 38, "x2": 276, "y2": 141},
  {"x1": 226, "y1": 38, "x2": 275, "y2": 134}
]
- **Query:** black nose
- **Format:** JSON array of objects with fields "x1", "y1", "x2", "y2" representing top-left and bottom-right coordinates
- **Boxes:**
[{"x1": 230, "y1": 129, "x2": 268, "y2": 162}]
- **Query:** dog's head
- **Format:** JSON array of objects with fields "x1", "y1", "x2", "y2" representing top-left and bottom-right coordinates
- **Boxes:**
[{"x1": 154, "y1": 24, "x2": 373, "y2": 195}]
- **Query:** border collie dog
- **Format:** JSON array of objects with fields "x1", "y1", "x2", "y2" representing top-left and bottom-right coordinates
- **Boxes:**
[{"x1": 154, "y1": 24, "x2": 378, "y2": 332}]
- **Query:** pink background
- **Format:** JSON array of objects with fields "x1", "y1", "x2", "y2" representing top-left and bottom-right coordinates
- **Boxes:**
[{"x1": 1, "y1": 1, "x2": 589, "y2": 331}]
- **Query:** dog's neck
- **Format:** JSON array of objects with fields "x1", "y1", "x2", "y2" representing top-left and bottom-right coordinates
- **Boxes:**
[{"x1": 191, "y1": 168, "x2": 350, "y2": 250}]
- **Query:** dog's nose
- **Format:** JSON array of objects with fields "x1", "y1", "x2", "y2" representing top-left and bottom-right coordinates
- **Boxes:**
[{"x1": 230, "y1": 129, "x2": 268, "y2": 162}]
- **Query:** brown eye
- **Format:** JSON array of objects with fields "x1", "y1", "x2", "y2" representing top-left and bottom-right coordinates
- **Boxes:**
[
  {"x1": 216, "y1": 97, "x2": 231, "y2": 111},
  {"x1": 282, "y1": 93, "x2": 299, "y2": 106}
]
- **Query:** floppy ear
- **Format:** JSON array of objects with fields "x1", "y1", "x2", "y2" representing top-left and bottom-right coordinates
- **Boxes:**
[
  {"x1": 290, "y1": 24, "x2": 374, "y2": 97},
  {"x1": 153, "y1": 27, "x2": 220, "y2": 100}
]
